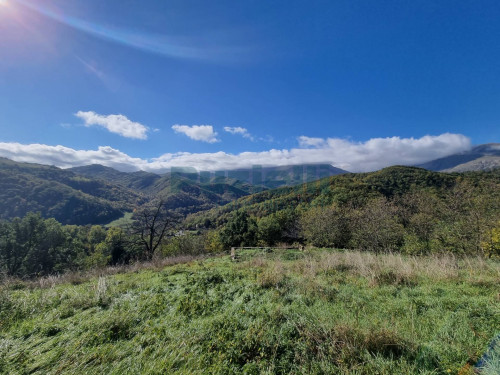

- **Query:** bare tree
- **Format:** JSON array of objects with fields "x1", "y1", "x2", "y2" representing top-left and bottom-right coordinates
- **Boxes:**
[{"x1": 131, "y1": 199, "x2": 174, "y2": 259}]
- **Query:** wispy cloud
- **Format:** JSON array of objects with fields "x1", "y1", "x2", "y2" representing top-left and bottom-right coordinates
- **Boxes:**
[
  {"x1": 224, "y1": 126, "x2": 253, "y2": 140},
  {"x1": 75, "y1": 111, "x2": 149, "y2": 140},
  {"x1": 172, "y1": 125, "x2": 219, "y2": 143},
  {"x1": 298, "y1": 136, "x2": 326, "y2": 148},
  {"x1": 0, "y1": 133, "x2": 471, "y2": 173}
]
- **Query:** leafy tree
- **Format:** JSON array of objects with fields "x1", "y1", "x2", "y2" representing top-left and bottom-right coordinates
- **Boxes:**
[
  {"x1": 204, "y1": 230, "x2": 224, "y2": 253},
  {"x1": 220, "y1": 210, "x2": 257, "y2": 248},
  {"x1": 257, "y1": 215, "x2": 282, "y2": 246},
  {"x1": 87, "y1": 225, "x2": 107, "y2": 252},
  {"x1": 349, "y1": 198, "x2": 404, "y2": 253},
  {"x1": 482, "y1": 221, "x2": 500, "y2": 258},
  {"x1": 98, "y1": 227, "x2": 127, "y2": 265},
  {"x1": 300, "y1": 205, "x2": 351, "y2": 248}
]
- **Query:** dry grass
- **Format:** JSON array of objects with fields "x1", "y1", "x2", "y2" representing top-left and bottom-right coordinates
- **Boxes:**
[
  {"x1": 301, "y1": 251, "x2": 499, "y2": 284},
  {"x1": 254, "y1": 250, "x2": 500, "y2": 288},
  {"x1": 257, "y1": 260, "x2": 287, "y2": 288}
]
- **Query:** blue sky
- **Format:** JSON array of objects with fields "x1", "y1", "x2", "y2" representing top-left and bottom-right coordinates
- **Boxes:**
[{"x1": 0, "y1": 0, "x2": 498, "y2": 172}]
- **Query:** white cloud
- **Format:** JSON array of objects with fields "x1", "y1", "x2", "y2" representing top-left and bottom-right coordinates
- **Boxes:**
[
  {"x1": 172, "y1": 125, "x2": 219, "y2": 143},
  {"x1": 0, "y1": 142, "x2": 145, "y2": 172},
  {"x1": 0, "y1": 133, "x2": 471, "y2": 173},
  {"x1": 224, "y1": 126, "x2": 253, "y2": 140},
  {"x1": 75, "y1": 111, "x2": 149, "y2": 140},
  {"x1": 298, "y1": 136, "x2": 327, "y2": 148}
]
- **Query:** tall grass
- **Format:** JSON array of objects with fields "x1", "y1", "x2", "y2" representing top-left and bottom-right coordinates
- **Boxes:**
[{"x1": 0, "y1": 249, "x2": 498, "y2": 374}]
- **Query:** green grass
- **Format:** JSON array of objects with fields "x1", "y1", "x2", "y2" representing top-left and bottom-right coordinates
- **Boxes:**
[
  {"x1": 105, "y1": 211, "x2": 134, "y2": 228},
  {"x1": 0, "y1": 249, "x2": 499, "y2": 374}
]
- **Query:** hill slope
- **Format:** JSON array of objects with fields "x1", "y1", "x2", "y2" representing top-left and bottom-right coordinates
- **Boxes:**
[
  {"x1": 69, "y1": 165, "x2": 262, "y2": 217},
  {"x1": 70, "y1": 163, "x2": 348, "y2": 190},
  {"x1": 186, "y1": 165, "x2": 500, "y2": 228},
  {"x1": 69, "y1": 163, "x2": 348, "y2": 217},
  {"x1": 0, "y1": 158, "x2": 144, "y2": 225},
  {"x1": 224, "y1": 164, "x2": 348, "y2": 189},
  {"x1": 0, "y1": 158, "x2": 264, "y2": 224}
]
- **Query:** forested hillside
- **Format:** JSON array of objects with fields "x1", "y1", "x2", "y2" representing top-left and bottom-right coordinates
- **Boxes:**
[
  {"x1": 0, "y1": 158, "x2": 259, "y2": 225},
  {"x1": 0, "y1": 158, "x2": 144, "y2": 225},
  {"x1": 187, "y1": 166, "x2": 500, "y2": 256},
  {"x1": 70, "y1": 164, "x2": 262, "y2": 216}
]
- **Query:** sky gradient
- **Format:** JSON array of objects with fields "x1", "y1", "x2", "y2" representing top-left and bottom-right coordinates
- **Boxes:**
[{"x1": 0, "y1": 0, "x2": 499, "y2": 172}]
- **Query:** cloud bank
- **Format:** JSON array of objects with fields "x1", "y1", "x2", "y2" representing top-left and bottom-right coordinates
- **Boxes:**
[
  {"x1": 0, "y1": 133, "x2": 471, "y2": 173},
  {"x1": 172, "y1": 125, "x2": 219, "y2": 143},
  {"x1": 76, "y1": 111, "x2": 149, "y2": 139}
]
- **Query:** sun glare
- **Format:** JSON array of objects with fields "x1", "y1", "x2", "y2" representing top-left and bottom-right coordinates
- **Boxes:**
[{"x1": 0, "y1": 0, "x2": 8, "y2": 7}]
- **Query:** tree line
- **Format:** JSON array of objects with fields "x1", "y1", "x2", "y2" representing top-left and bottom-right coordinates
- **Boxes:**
[
  {"x1": 1, "y1": 174, "x2": 499, "y2": 279},
  {"x1": 216, "y1": 180, "x2": 500, "y2": 257}
]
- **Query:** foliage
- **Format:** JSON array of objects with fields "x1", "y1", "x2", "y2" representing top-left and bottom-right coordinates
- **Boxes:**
[
  {"x1": 161, "y1": 234, "x2": 206, "y2": 257},
  {"x1": 204, "y1": 230, "x2": 224, "y2": 253},
  {"x1": 300, "y1": 205, "x2": 351, "y2": 248},
  {"x1": 0, "y1": 216, "x2": 135, "y2": 278},
  {"x1": 482, "y1": 221, "x2": 500, "y2": 258},
  {"x1": 0, "y1": 158, "x2": 143, "y2": 225},
  {"x1": 188, "y1": 167, "x2": 500, "y2": 255},
  {"x1": 219, "y1": 210, "x2": 258, "y2": 248}
]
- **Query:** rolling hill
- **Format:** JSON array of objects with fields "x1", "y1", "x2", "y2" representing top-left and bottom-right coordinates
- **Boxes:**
[
  {"x1": 0, "y1": 158, "x2": 263, "y2": 224},
  {"x1": 0, "y1": 158, "x2": 144, "y2": 225},
  {"x1": 69, "y1": 165, "x2": 262, "y2": 217},
  {"x1": 70, "y1": 163, "x2": 348, "y2": 191},
  {"x1": 68, "y1": 163, "x2": 349, "y2": 218}
]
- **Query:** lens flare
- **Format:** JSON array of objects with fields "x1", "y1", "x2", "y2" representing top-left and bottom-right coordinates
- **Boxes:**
[{"x1": 13, "y1": 0, "x2": 240, "y2": 62}]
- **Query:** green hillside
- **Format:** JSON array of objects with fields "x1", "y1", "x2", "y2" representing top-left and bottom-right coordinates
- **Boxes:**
[
  {"x1": 70, "y1": 164, "x2": 263, "y2": 217},
  {"x1": 1, "y1": 249, "x2": 498, "y2": 374},
  {"x1": 186, "y1": 166, "x2": 499, "y2": 228},
  {"x1": 0, "y1": 158, "x2": 261, "y2": 225},
  {"x1": 69, "y1": 164, "x2": 162, "y2": 191},
  {"x1": 0, "y1": 158, "x2": 144, "y2": 225}
]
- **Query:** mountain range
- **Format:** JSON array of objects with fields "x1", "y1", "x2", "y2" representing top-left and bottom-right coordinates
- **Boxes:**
[
  {"x1": 0, "y1": 159, "x2": 346, "y2": 225},
  {"x1": 0, "y1": 143, "x2": 498, "y2": 225}
]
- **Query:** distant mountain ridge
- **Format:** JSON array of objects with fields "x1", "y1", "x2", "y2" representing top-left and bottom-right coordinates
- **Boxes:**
[
  {"x1": 417, "y1": 143, "x2": 500, "y2": 172},
  {"x1": 0, "y1": 157, "x2": 348, "y2": 225},
  {"x1": 3, "y1": 144, "x2": 497, "y2": 226},
  {"x1": 68, "y1": 163, "x2": 348, "y2": 218},
  {"x1": 69, "y1": 163, "x2": 348, "y2": 190},
  {"x1": 224, "y1": 164, "x2": 348, "y2": 189}
]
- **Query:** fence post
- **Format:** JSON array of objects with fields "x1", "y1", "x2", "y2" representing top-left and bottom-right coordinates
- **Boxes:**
[{"x1": 231, "y1": 247, "x2": 236, "y2": 261}]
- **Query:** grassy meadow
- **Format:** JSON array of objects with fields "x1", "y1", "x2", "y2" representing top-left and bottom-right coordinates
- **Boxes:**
[{"x1": 0, "y1": 249, "x2": 499, "y2": 374}]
